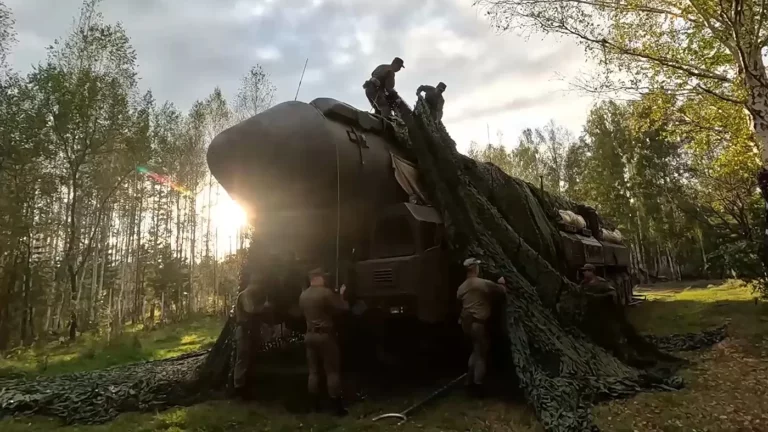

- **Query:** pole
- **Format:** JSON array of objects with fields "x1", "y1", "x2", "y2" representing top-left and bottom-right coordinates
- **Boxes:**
[{"x1": 294, "y1": 58, "x2": 309, "y2": 101}]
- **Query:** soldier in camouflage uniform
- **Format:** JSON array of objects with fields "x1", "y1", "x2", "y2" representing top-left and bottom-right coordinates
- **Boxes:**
[
  {"x1": 579, "y1": 264, "x2": 618, "y2": 304},
  {"x1": 456, "y1": 258, "x2": 507, "y2": 397},
  {"x1": 416, "y1": 82, "x2": 446, "y2": 122},
  {"x1": 298, "y1": 268, "x2": 350, "y2": 415},
  {"x1": 233, "y1": 274, "x2": 272, "y2": 398},
  {"x1": 363, "y1": 57, "x2": 405, "y2": 118},
  {"x1": 578, "y1": 263, "x2": 632, "y2": 361}
]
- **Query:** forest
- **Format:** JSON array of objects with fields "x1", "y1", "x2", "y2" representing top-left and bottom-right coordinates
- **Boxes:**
[
  {"x1": 0, "y1": 0, "x2": 276, "y2": 351},
  {"x1": 0, "y1": 0, "x2": 765, "y2": 355}
]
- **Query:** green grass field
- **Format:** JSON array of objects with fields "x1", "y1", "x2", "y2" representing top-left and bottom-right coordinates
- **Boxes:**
[
  {"x1": 0, "y1": 315, "x2": 224, "y2": 379},
  {"x1": 1, "y1": 280, "x2": 765, "y2": 432}
]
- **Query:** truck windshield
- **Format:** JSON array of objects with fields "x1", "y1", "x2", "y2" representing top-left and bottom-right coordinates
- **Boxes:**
[{"x1": 372, "y1": 216, "x2": 416, "y2": 258}]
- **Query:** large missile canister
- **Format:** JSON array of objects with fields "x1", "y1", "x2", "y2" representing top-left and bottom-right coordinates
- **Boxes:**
[{"x1": 207, "y1": 97, "x2": 411, "y2": 261}]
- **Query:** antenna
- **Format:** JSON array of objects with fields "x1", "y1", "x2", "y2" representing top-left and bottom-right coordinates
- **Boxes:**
[{"x1": 294, "y1": 58, "x2": 309, "y2": 101}]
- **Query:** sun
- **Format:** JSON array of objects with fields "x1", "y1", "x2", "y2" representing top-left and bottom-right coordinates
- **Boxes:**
[{"x1": 212, "y1": 195, "x2": 248, "y2": 229}]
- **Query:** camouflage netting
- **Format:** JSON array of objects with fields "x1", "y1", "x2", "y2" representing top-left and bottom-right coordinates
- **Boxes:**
[
  {"x1": 0, "y1": 351, "x2": 207, "y2": 424},
  {"x1": 193, "y1": 319, "x2": 304, "y2": 393},
  {"x1": 392, "y1": 98, "x2": 688, "y2": 431},
  {"x1": 647, "y1": 324, "x2": 728, "y2": 352}
]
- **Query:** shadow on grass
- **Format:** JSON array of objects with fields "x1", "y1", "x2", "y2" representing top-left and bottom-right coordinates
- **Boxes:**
[
  {"x1": 636, "y1": 279, "x2": 729, "y2": 292},
  {"x1": 629, "y1": 298, "x2": 767, "y2": 345}
]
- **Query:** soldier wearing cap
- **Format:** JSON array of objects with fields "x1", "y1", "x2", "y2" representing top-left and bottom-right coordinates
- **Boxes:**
[
  {"x1": 579, "y1": 264, "x2": 617, "y2": 304},
  {"x1": 456, "y1": 257, "x2": 507, "y2": 396},
  {"x1": 298, "y1": 267, "x2": 350, "y2": 416},
  {"x1": 363, "y1": 57, "x2": 405, "y2": 118},
  {"x1": 233, "y1": 273, "x2": 273, "y2": 397},
  {"x1": 416, "y1": 82, "x2": 446, "y2": 122}
]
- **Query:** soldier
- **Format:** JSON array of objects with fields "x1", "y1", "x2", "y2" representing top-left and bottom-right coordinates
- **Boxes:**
[
  {"x1": 233, "y1": 274, "x2": 271, "y2": 398},
  {"x1": 456, "y1": 258, "x2": 507, "y2": 397},
  {"x1": 298, "y1": 267, "x2": 350, "y2": 416},
  {"x1": 579, "y1": 264, "x2": 617, "y2": 304},
  {"x1": 416, "y1": 82, "x2": 446, "y2": 122},
  {"x1": 363, "y1": 57, "x2": 405, "y2": 118},
  {"x1": 579, "y1": 263, "x2": 633, "y2": 361}
]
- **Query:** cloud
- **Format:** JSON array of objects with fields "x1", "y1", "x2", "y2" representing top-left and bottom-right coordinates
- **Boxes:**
[
  {"x1": 255, "y1": 46, "x2": 281, "y2": 61},
  {"x1": 3, "y1": 0, "x2": 596, "y2": 152},
  {"x1": 446, "y1": 93, "x2": 558, "y2": 123}
]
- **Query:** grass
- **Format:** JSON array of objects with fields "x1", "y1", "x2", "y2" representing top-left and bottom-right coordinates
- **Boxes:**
[
  {"x1": 0, "y1": 315, "x2": 224, "y2": 378},
  {"x1": 1, "y1": 280, "x2": 766, "y2": 431},
  {"x1": 596, "y1": 279, "x2": 768, "y2": 431}
]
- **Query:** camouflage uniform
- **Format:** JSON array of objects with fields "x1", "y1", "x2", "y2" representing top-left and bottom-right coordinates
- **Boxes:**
[
  {"x1": 233, "y1": 285, "x2": 268, "y2": 391},
  {"x1": 416, "y1": 82, "x2": 446, "y2": 121},
  {"x1": 363, "y1": 57, "x2": 404, "y2": 118},
  {"x1": 579, "y1": 264, "x2": 628, "y2": 360},
  {"x1": 456, "y1": 258, "x2": 506, "y2": 388},
  {"x1": 581, "y1": 277, "x2": 618, "y2": 304},
  {"x1": 298, "y1": 271, "x2": 349, "y2": 414}
]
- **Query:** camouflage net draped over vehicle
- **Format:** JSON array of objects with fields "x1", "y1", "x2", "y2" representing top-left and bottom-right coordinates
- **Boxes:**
[
  {"x1": 391, "y1": 98, "x2": 686, "y2": 432},
  {"x1": 193, "y1": 317, "x2": 305, "y2": 393}
]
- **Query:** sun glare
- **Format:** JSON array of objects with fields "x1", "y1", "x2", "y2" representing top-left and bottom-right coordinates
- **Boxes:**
[{"x1": 212, "y1": 196, "x2": 248, "y2": 229}]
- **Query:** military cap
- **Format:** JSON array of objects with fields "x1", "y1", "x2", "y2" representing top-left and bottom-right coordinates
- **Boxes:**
[
  {"x1": 580, "y1": 263, "x2": 596, "y2": 271},
  {"x1": 308, "y1": 267, "x2": 327, "y2": 278},
  {"x1": 393, "y1": 57, "x2": 405, "y2": 68},
  {"x1": 463, "y1": 257, "x2": 482, "y2": 268},
  {"x1": 437, "y1": 82, "x2": 446, "y2": 90}
]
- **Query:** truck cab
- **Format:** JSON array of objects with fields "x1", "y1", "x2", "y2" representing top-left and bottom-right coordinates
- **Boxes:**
[{"x1": 353, "y1": 203, "x2": 454, "y2": 323}]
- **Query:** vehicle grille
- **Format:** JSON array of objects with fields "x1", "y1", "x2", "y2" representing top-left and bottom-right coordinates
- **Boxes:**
[{"x1": 372, "y1": 268, "x2": 394, "y2": 288}]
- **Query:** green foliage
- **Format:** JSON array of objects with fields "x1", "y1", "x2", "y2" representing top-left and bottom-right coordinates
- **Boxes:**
[
  {"x1": 0, "y1": 0, "x2": 15, "y2": 69},
  {"x1": 467, "y1": 92, "x2": 763, "y2": 282},
  {"x1": 468, "y1": 120, "x2": 575, "y2": 194},
  {"x1": 0, "y1": 0, "x2": 276, "y2": 351}
]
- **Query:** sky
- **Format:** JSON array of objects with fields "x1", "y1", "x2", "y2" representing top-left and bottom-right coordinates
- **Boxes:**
[
  {"x1": 4, "y1": 0, "x2": 596, "y2": 154},
  {"x1": 4, "y1": 0, "x2": 597, "y2": 254}
]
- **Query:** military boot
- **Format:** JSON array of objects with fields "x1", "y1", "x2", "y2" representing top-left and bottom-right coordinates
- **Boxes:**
[
  {"x1": 331, "y1": 397, "x2": 349, "y2": 417},
  {"x1": 309, "y1": 393, "x2": 323, "y2": 413},
  {"x1": 233, "y1": 386, "x2": 249, "y2": 401},
  {"x1": 466, "y1": 382, "x2": 485, "y2": 399}
]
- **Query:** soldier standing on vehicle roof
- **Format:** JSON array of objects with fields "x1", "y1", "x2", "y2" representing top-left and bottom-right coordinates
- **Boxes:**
[
  {"x1": 299, "y1": 267, "x2": 350, "y2": 416},
  {"x1": 456, "y1": 258, "x2": 507, "y2": 397},
  {"x1": 363, "y1": 57, "x2": 405, "y2": 118},
  {"x1": 233, "y1": 274, "x2": 273, "y2": 398},
  {"x1": 416, "y1": 82, "x2": 446, "y2": 122}
]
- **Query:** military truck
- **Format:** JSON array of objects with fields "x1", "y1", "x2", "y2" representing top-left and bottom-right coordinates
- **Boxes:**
[{"x1": 206, "y1": 97, "x2": 634, "y2": 342}]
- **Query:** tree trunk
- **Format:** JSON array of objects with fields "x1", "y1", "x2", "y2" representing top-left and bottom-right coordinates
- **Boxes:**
[
  {"x1": 741, "y1": 48, "x2": 768, "y2": 274},
  {"x1": 134, "y1": 181, "x2": 145, "y2": 324},
  {"x1": 21, "y1": 250, "x2": 31, "y2": 346},
  {"x1": 189, "y1": 195, "x2": 197, "y2": 315},
  {"x1": 66, "y1": 169, "x2": 80, "y2": 341}
]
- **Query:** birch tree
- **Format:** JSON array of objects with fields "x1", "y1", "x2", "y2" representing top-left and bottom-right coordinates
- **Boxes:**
[
  {"x1": 474, "y1": 0, "x2": 768, "y2": 261},
  {"x1": 0, "y1": 0, "x2": 14, "y2": 72},
  {"x1": 30, "y1": 0, "x2": 142, "y2": 339},
  {"x1": 232, "y1": 65, "x2": 276, "y2": 122}
]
